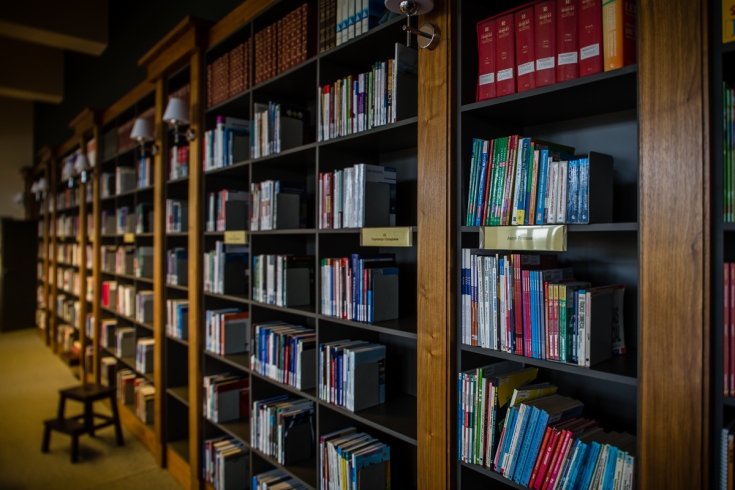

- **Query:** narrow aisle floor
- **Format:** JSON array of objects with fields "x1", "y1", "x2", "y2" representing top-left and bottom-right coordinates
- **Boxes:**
[{"x1": 0, "y1": 329, "x2": 180, "y2": 490}]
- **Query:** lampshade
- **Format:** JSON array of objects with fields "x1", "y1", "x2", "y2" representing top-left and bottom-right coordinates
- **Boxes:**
[
  {"x1": 384, "y1": 0, "x2": 433, "y2": 15},
  {"x1": 14, "y1": 192, "x2": 24, "y2": 206},
  {"x1": 61, "y1": 160, "x2": 75, "y2": 181},
  {"x1": 74, "y1": 154, "x2": 91, "y2": 174},
  {"x1": 163, "y1": 97, "x2": 190, "y2": 125},
  {"x1": 130, "y1": 118, "x2": 154, "y2": 142},
  {"x1": 30, "y1": 182, "x2": 38, "y2": 194},
  {"x1": 37, "y1": 178, "x2": 48, "y2": 192}
]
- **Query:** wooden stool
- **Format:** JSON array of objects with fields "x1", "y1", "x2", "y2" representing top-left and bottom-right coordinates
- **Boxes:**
[{"x1": 42, "y1": 384, "x2": 124, "y2": 463}]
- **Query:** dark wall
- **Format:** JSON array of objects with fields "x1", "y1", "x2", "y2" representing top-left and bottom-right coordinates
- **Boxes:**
[{"x1": 33, "y1": 0, "x2": 245, "y2": 152}]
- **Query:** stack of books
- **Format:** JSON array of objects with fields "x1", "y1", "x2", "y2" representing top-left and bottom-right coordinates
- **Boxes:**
[
  {"x1": 101, "y1": 319, "x2": 117, "y2": 348},
  {"x1": 203, "y1": 116, "x2": 250, "y2": 171},
  {"x1": 318, "y1": 163, "x2": 396, "y2": 229},
  {"x1": 101, "y1": 281, "x2": 117, "y2": 309},
  {"x1": 320, "y1": 427, "x2": 391, "y2": 489},
  {"x1": 116, "y1": 369, "x2": 136, "y2": 404},
  {"x1": 115, "y1": 167, "x2": 135, "y2": 194},
  {"x1": 100, "y1": 357, "x2": 116, "y2": 387},
  {"x1": 320, "y1": 253, "x2": 398, "y2": 324},
  {"x1": 135, "y1": 290, "x2": 153, "y2": 324},
  {"x1": 250, "y1": 180, "x2": 306, "y2": 230},
  {"x1": 115, "y1": 327, "x2": 135, "y2": 357},
  {"x1": 116, "y1": 284, "x2": 135, "y2": 318},
  {"x1": 134, "y1": 379, "x2": 155, "y2": 424},
  {"x1": 115, "y1": 246, "x2": 134, "y2": 275},
  {"x1": 166, "y1": 299, "x2": 188, "y2": 340},
  {"x1": 204, "y1": 242, "x2": 249, "y2": 295},
  {"x1": 116, "y1": 206, "x2": 133, "y2": 235},
  {"x1": 203, "y1": 373, "x2": 250, "y2": 423},
  {"x1": 460, "y1": 251, "x2": 626, "y2": 367},
  {"x1": 137, "y1": 156, "x2": 152, "y2": 188},
  {"x1": 207, "y1": 39, "x2": 251, "y2": 108},
  {"x1": 318, "y1": 341, "x2": 385, "y2": 412},
  {"x1": 251, "y1": 322, "x2": 315, "y2": 390},
  {"x1": 100, "y1": 172, "x2": 114, "y2": 197},
  {"x1": 254, "y1": 4, "x2": 316, "y2": 85},
  {"x1": 169, "y1": 145, "x2": 189, "y2": 180},
  {"x1": 251, "y1": 254, "x2": 314, "y2": 307},
  {"x1": 207, "y1": 189, "x2": 249, "y2": 232},
  {"x1": 205, "y1": 308, "x2": 250, "y2": 355},
  {"x1": 251, "y1": 395, "x2": 315, "y2": 465},
  {"x1": 204, "y1": 436, "x2": 249, "y2": 489},
  {"x1": 476, "y1": 0, "x2": 636, "y2": 101},
  {"x1": 165, "y1": 199, "x2": 188, "y2": 233},
  {"x1": 318, "y1": 44, "x2": 417, "y2": 141},
  {"x1": 135, "y1": 337, "x2": 154, "y2": 374}
]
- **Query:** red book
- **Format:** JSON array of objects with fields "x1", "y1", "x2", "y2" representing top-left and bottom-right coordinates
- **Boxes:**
[
  {"x1": 481, "y1": 139, "x2": 495, "y2": 224},
  {"x1": 533, "y1": 429, "x2": 560, "y2": 489},
  {"x1": 543, "y1": 429, "x2": 572, "y2": 489},
  {"x1": 535, "y1": 0, "x2": 556, "y2": 87},
  {"x1": 515, "y1": 7, "x2": 536, "y2": 92},
  {"x1": 496, "y1": 13, "x2": 516, "y2": 96},
  {"x1": 513, "y1": 254, "x2": 524, "y2": 355},
  {"x1": 730, "y1": 263, "x2": 735, "y2": 396},
  {"x1": 530, "y1": 427, "x2": 553, "y2": 484},
  {"x1": 477, "y1": 19, "x2": 497, "y2": 101},
  {"x1": 544, "y1": 281, "x2": 550, "y2": 359},
  {"x1": 556, "y1": 0, "x2": 579, "y2": 81},
  {"x1": 523, "y1": 270, "x2": 532, "y2": 356},
  {"x1": 579, "y1": 0, "x2": 602, "y2": 76},
  {"x1": 726, "y1": 263, "x2": 731, "y2": 396}
]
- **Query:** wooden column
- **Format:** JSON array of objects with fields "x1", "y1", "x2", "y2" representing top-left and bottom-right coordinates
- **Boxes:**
[
  {"x1": 42, "y1": 159, "x2": 51, "y2": 346},
  {"x1": 416, "y1": 0, "x2": 454, "y2": 488},
  {"x1": 91, "y1": 124, "x2": 102, "y2": 385},
  {"x1": 187, "y1": 47, "x2": 205, "y2": 490},
  {"x1": 78, "y1": 158, "x2": 88, "y2": 382},
  {"x1": 50, "y1": 157, "x2": 59, "y2": 352},
  {"x1": 153, "y1": 76, "x2": 167, "y2": 467},
  {"x1": 638, "y1": 0, "x2": 709, "y2": 487}
]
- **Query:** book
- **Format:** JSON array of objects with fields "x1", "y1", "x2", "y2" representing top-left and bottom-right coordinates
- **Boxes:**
[
  {"x1": 725, "y1": 0, "x2": 735, "y2": 44},
  {"x1": 579, "y1": 0, "x2": 603, "y2": 76},
  {"x1": 534, "y1": 0, "x2": 557, "y2": 88},
  {"x1": 515, "y1": 6, "x2": 536, "y2": 93},
  {"x1": 602, "y1": 0, "x2": 636, "y2": 71},
  {"x1": 557, "y1": 0, "x2": 579, "y2": 81},
  {"x1": 496, "y1": 13, "x2": 516, "y2": 96},
  {"x1": 251, "y1": 321, "x2": 315, "y2": 389},
  {"x1": 477, "y1": 19, "x2": 497, "y2": 101}
]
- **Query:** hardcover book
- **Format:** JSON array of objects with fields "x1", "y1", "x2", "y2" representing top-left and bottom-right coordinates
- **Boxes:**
[
  {"x1": 515, "y1": 7, "x2": 536, "y2": 93},
  {"x1": 579, "y1": 0, "x2": 603, "y2": 76},
  {"x1": 535, "y1": 0, "x2": 556, "y2": 88},
  {"x1": 496, "y1": 14, "x2": 516, "y2": 96},
  {"x1": 477, "y1": 19, "x2": 496, "y2": 101},
  {"x1": 602, "y1": 0, "x2": 636, "y2": 71}
]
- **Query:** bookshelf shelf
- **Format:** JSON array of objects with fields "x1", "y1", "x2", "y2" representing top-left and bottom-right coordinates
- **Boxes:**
[
  {"x1": 319, "y1": 315, "x2": 417, "y2": 339},
  {"x1": 460, "y1": 222, "x2": 639, "y2": 233},
  {"x1": 318, "y1": 117, "x2": 418, "y2": 153},
  {"x1": 203, "y1": 351, "x2": 249, "y2": 372},
  {"x1": 251, "y1": 56, "x2": 317, "y2": 99},
  {"x1": 460, "y1": 461, "x2": 528, "y2": 490},
  {"x1": 250, "y1": 370, "x2": 318, "y2": 402},
  {"x1": 209, "y1": 418, "x2": 250, "y2": 445},
  {"x1": 723, "y1": 396, "x2": 735, "y2": 408},
  {"x1": 166, "y1": 283, "x2": 188, "y2": 292},
  {"x1": 251, "y1": 301, "x2": 318, "y2": 318},
  {"x1": 319, "y1": 15, "x2": 404, "y2": 64},
  {"x1": 168, "y1": 439, "x2": 190, "y2": 463},
  {"x1": 723, "y1": 42, "x2": 735, "y2": 54},
  {"x1": 167, "y1": 386, "x2": 189, "y2": 406},
  {"x1": 251, "y1": 448, "x2": 317, "y2": 490},
  {"x1": 166, "y1": 334, "x2": 188, "y2": 347},
  {"x1": 248, "y1": 228, "x2": 316, "y2": 235}
]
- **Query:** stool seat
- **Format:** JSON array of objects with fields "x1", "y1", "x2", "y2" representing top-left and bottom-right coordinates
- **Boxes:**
[{"x1": 42, "y1": 383, "x2": 123, "y2": 463}]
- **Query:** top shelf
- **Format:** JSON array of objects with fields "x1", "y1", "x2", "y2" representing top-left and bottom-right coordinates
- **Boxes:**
[{"x1": 461, "y1": 65, "x2": 638, "y2": 127}]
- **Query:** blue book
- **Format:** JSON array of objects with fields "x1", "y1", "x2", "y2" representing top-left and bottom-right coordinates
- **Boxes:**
[
  {"x1": 602, "y1": 445, "x2": 618, "y2": 490},
  {"x1": 578, "y1": 157, "x2": 590, "y2": 223},
  {"x1": 519, "y1": 409, "x2": 550, "y2": 485},
  {"x1": 475, "y1": 141, "x2": 490, "y2": 226},
  {"x1": 566, "y1": 160, "x2": 578, "y2": 223},
  {"x1": 499, "y1": 407, "x2": 518, "y2": 473},
  {"x1": 524, "y1": 145, "x2": 536, "y2": 224},
  {"x1": 506, "y1": 406, "x2": 531, "y2": 477},
  {"x1": 536, "y1": 149, "x2": 549, "y2": 224},
  {"x1": 562, "y1": 441, "x2": 587, "y2": 490},
  {"x1": 577, "y1": 442, "x2": 601, "y2": 490},
  {"x1": 529, "y1": 271, "x2": 537, "y2": 359},
  {"x1": 570, "y1": 291, "x2": 578, "y2": 363},
  {"x1": 515, "y1": 139, "x2": 530, "y2": 224},
  {"x1": 558, "y1": 439, "x2": 580, "y2": 488},
  {"x1": 512, "y1": 406, "x2": 539, "y2": 482}
]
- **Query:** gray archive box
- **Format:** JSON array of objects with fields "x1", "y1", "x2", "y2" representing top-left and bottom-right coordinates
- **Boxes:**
[
  {"x1": 354, "y1": 362, "x2": 381, "y2": 412},
  {"x1": 224, "y1": 200, "x2": 248, "y2": 231},
  {"x1": 217, "y1": 389, "x2": 241, "y2": 423},
  {"x1": 117, "y1": 331, "x2": 135, "y2": 357},
  {"x1": 364, "y1": 183, "x2": 391, "y2": 228},
  {"x1": 176, "y1": 260, "x2": 189, "y2": 287},
  {"x1": 284, "y1": 267, "x2": 311, "y2": 307},
  {"x1": 299, "y1": 347, "x2": 316, "y2": 390},
  {"x1": 583, "y1": 151, "x2": 614, "y2": 224},
  {"x1": 140, "y1": 298, "x2": 153, "y2": 323},
  {"x1": 371, "y1": 273, "x2": 399, "y2": 323},
  {"x1": 104, "y1": 215, "x2": 116, "y2": 235},
  {"x1": 275, "y1": 193, "x2": 301, "y2": 230}
]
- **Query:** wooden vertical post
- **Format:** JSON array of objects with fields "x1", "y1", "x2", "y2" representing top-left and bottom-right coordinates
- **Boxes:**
[
  {"x1": 78, "y1": 145, "x2": 88, "y2": 382},
  {"x1": 50, "y1": 157, "x2": 59, "y2": 352},
  {"x1": 42, "y1": 163, "x2": 51, "y2": 346},
  {"x1": 91, "y1": 124, "x2": 102, "y2": 385},
  {"x1": 153, "y1": 76, "x2": 167, "y2": 467},
  {"x1": 638, "y1": 0, "x2": 708, "y2": 487},
  {"x1": 416, "y1": 0, "x2": 454, "y2": 488},
  {"x1": 187, "y1": 47, "x2": 205, "y2": 490}
]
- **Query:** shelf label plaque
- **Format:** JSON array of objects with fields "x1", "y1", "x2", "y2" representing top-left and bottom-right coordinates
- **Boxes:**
[
  {"x1": 123, "y1": 233, "x2": 135, "y2": 243},
  {"x1": 360, "y1": 227, "x2": 413, "y2": 247},
  {"x1": 479, "y1": 225, "x2": 567, "y2": 252},
  {"x1": 224, "y1": 230, "x2": 247, "y2": 244}
]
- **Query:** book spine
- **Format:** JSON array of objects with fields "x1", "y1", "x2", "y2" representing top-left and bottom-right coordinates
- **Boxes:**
[
  {"x1": 496, "y1": 14, "x2": 516, "y2": 96},
  {"x1": 535, "y1": 0, "x2": 557, "y2": 88},
  {"x1": 477, "y1": 20, "x2": 497, "y2": 101},
  {"x1": 579, "y1": 0, "x2": 603, "y2": 76},
  {"x1": 557, "y1": 0, "x2": 579, "y2": 81},
  {"x1": 515, "y1": 7, "x2": 536, "y2": 93}
]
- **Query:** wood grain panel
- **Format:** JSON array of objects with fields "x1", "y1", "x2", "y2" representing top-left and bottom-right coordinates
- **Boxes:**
[
  {"x1": 50, "y1": 157, "x2": 58, "y2": 352},
  {"x1": 416, "y1": 0, "x2": 454, "y2": 488},
  {"x1": 78, "y1": 155, "x2": 88, "y2": 382},
  {"x1": 166, "y1": 446, "x2": 191, "y2": 490},
  {"x1": 187, "y1": 48, "x2": 205, "y2": 490},
  {"x1": 91, "y1": 124, "x2": 101, "y2": 384},
  {"x1": 42, "y1": 161, "x2": 51, "y2": 345},
  {"x1": 638, "y1": 0, "x2": 708, "y2": 487},
  {"x1": 117, "y1": 400, "x2": 157, "y2": 455},
  {"x1": 701, "y1": 0, "x2": 711, "y2": 486},
  {"x1": 153, "y1": 77, "x2": 167, "y2": 467},
  {"x1": 207, "y1": 0, "x2": 275, "y2": 47}
]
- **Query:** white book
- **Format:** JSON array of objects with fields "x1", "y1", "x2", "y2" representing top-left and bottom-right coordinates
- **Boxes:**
[
  {"x1": 499, "y1": 258, "x2": 507, "y2": 352},
  {"x1": 344, "y1": 167, "x2": 354, "y2": 228},
  {"x1": 489, "y1": 256, "x2": 497, "y2": 350},
  {"x1": 577, "y1": 290, "x2": 586, "y2": 366},
  {"x1": 557, "y1": 160, "x2": 568, "y2": 223},
  {"x1": 621, "y1": 454, "x2": 634, "y2": 490},
  {"x1": 276, "y1": 255, "x2": 283, "y2": 306},
  {"x1": 361, "y1": 0, "x2": 369, "y2": 35},
  {"x1": 503, "y1": 404, "x2": 527, "y2": 474},
  {"x1": 477, "y1": 255, "x2": 484, "y2": 348},
  {"x1": 612, "y1": 450, "x2": 626, "y2": 490},
  {"x1": 470, "y1": 253, "x2": 477, "y2": 345},
  {"x1": 347, "y1": 0, "x2": 355, "y2": 40},
  {"x1": 548, "y1": 160, "x2": 559, "y2": 224}
]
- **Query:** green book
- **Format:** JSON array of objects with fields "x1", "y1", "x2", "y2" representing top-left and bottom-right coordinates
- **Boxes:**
[
  {"x1": 486, "y1": 137, "x2": 502, "y2": 226},
  {"x1": 467, "y1": 139, "x2": 481, "y2": 226},
  {"x1": 492, "y1": 137, "x2": 509, "y2": 226}
]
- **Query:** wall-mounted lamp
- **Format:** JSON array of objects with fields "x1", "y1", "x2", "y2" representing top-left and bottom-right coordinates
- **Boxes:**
[
  {"x1": 130, "y1": 117, "x2": 158, "y2": 156},
  {"x1": 62, "y1": 159, "x2": 76, "y2": 188},
  {"x1": 163, "y1": 97, "x2": 195, "y2": 145},
  {"x1": 75, "y1": 153, "x2": 91, "y2": 184},
  {"x1": 14, "y1": 192, "x2": 25, "y2": 207},
  {"x1": 36, "y1": 177, "x2": 48, "y2": 201},
  {"x1": 385, "y1": 0, "x2": 439, "y2": 50}
]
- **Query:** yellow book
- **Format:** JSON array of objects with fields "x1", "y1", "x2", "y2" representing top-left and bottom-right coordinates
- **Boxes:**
[
  {"x1": 495, "y1": 367, "x2": 539, "y2": 408},
  {"x1": 509, "y1": 383, "x2": 559, "y2": 407},
  {"x1": 725, "y1": 0, "x2": 735, "y2": 44}
]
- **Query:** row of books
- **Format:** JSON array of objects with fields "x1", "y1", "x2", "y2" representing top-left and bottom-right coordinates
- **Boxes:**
[
  {"x1": 167, "y1": 248, "x2": 188, "y2": 287},
  {"x1": 57, "y1": 324, "x2": 76, "y2": 352},
  {"x1": 115, "y1": 167, "x2": 136, "y2": 194},
  {"x1": 100, "y1": 357, "x2": 116, "y2": 387},
  {"x1": 134, "y1": 379, "x2": 155, "y2": 424},
  {"x1": 137, "y1": 157, "x2": 152, "y2": 189},
  {"x1": 250, "y1": 180, "x2": 306, "y2": 231},
  {"x1": 165, "y1": 199, "x2": 188, "y2": 233},
  {"x1": 320, "y1": 427, "x2": 391, "y2": 490},
  {"x1": 461, "y1": 251, "x2": 626, "y2": 367},
  {"x1": 465, "y1": 136, "x2": 614, "y2": 226},
  {"x1": 203, "y1": 373, "x2": 250, "y2": 424},
  {"x1": 100, "y1": 319, "x2": 118, "y2": 349},
  {"x1": 135, "y1": 337, "x2": 154, "y2": 374},
  {"x1": 251, "y1": 322, "x2": 315, "y2": 390},
  {"x1": 251, "y1": 395, "x2": 314, "y2": 465},
  {"x1": 252, "y1": 254, "x2": 314, "y2": 308},
  {"x1": 203, "y1": 116, "x2": 249, "y2": 171},
  {"x1": 724, "y1": 263, "x2": 735, "y2": 396},
  {"x1": 102, "y1": 246, "x2": 152, "y2": 279},
  {"x1": 724, "y1": 83, "x2": 735, "y2": 222},
  {"x1": 207, "y1": 189, "x2": 248, "y2": 232},
  {"x1": 319, "y1": 164, "x2": 397, "y2": 229},
  {"x1": 204, "y1": 436, "x2": 249, "y2": 490},
  {"x1": 318, "y1": 341, "x2": 385, "y2": 412},
  {"x1": 169, "y1": 145, "x2": 189, "y2": 181},
  {"x1": 251, "y1": 102, "x2": 307, "y2": 159},
  {"x1": 114, "y1": 327, "x2": 135, "y2": 357},
  {"x1": 205, "y1": 308, "x2": 249, "y2": 356},
  {"x1": 56, "y1": 215, "x2": 81, "y2": 237},
  {"x1": 204, "y1": 242, "x2": 249, "y2": 295},
  {"x1": 476, "y1": 0, "x2": 636, "y2": 101},
  {"x1": 254, "y1": 4, "x2": 316, "y2": 85},
  {"x1": 458, "y1": 363, "x2": 635, "y2": 489},
  {"x1": 253, "y1": 469, "x2": 307, "y2": 489},
  {"x1": 721, "y1": 420, "x2": 735, "y2": 490},
  {"x1": 56, "y1": 243, "x2": 90, "y2": 267},
  {"x1": 318, "y1": 44, "x2": 417, "y2": 142},
  {"x1": 207, "y1": 39, "x2": 250, "y2": 109},
  {"x1": 320, "y1": 254, "x2": 399, "y2": 324},
  {"x1": 57, "y1": 267, "x2": 80, "y2": 296},
  {"x1": 166, "y1": 299, "x2": 188, "y2": 340}
]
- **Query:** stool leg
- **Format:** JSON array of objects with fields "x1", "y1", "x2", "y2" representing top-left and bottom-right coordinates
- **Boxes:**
[
  {"x1": 110, "y1": 396, "x2": 124, "y2": 446},
  {"x1": 84, "y1": 400, "x2": 95, "y2": 437},
  {"x1": 41, "y1": 425, "x2": 51, "y2": 453},
  {"x1": 71, "y1": 435, "x2": 79, "y2": 463},
  {"x1": 56, "y1": 394, "x2": 66, "y2": 420}
]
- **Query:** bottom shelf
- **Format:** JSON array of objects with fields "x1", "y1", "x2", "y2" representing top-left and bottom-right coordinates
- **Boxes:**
[
  {"x1": 460, "y1": 461, "x2": 527, "y2": 490},
  {"x1": 251, "y1": 447, "x2": 317, "y2": 489},
  {"x1": 168, "y1": 439, "x2": 190, "y2": 464}
]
